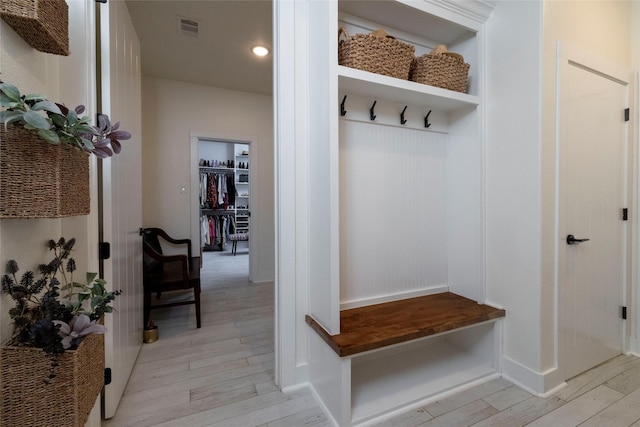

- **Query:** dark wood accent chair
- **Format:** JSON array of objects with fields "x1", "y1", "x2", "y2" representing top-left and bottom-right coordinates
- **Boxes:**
[{"x1": 141, "y1": 227, "x2": 202, "y2": 329}]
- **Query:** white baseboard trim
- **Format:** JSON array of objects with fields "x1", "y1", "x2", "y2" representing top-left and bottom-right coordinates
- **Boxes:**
[
  {"x1": 630, "y1": 337, "x2": 640, "y2": 355},
  {"x1": 340, "y1": 285, "x2": 449, "y2": 310},
  {"x1": 281, "y1": 381, "x2": 311, "y2": 395},
  {"x1": 308, "y1": 383, "x2": 339, "y2": 427},
  {"x1": 502, "y1": 356, "x2": 565, "y2": 396},
  {"x1": 250, "y1": 277, "x2": 274, "y2": 285}
]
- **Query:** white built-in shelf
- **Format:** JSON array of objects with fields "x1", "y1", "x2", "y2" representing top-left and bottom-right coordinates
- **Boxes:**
[
  {"x1": 351, "y1": 332, "x2": 497, "y2": 424},
  {"x1": 338, "y1": 0, "x2": 490, "y2": 45},
  {"x1": 338, "y1": 65, "x2": 479, "y2": 112}
]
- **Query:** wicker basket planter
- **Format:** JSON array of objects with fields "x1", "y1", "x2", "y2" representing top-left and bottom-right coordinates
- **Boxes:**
[
  {"x1": 0, "y1": 0, "x2": 69, "y2": 55},
  {"x1": 0, "y1": 125, "x2": 90, "y2": 218},
  {"x1": 409, "y1": 52, "x2": 470, "y2": 93},
  {"x1": 0, "y1": 333, "x2": 105, "y2": 427},
  {"x1": 338, "y1": 27, "x2": 415, "y2": 80}
]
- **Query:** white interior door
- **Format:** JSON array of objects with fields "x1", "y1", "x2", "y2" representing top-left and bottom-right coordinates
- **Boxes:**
[
  {"x1": 558, "y1": 47, "x2": 628, "y2": 380},
  {"x1": 99, "y1": 1, "x2": 144, "y2": 418}
]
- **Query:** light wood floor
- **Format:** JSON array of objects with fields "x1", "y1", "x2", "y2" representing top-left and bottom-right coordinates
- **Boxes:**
[{"x1": 104, "y1": 245, "x2": 640, "y2": 426}]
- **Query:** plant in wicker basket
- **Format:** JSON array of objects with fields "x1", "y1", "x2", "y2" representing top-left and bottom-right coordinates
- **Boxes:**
[
  {"x1": 0, "y1": 82, "x2": 131, "y2": 158},
  {"x1": 1, "y1": 238, "x2": 120, "y2": 378}
]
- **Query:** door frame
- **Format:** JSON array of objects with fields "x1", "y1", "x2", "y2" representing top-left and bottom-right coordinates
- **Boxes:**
[
  {"x1": 189, "y1": 130, "x2": 257, "y2": 282},
  {"x1": 555, "y1": 41, "x2": 631, "y2": 380},
  {"x1": 635, "y1": 71, "x2": 640, "y2": 356}
]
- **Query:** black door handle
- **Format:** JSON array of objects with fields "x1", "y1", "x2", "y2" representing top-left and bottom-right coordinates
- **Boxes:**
[{"x1": 567, "y1": 234, "x2": 590, "y2": 245}]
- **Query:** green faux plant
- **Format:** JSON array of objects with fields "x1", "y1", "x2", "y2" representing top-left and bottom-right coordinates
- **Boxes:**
[
  {"x1": 0, "y1": 82, "x2": 131, "y2": 158},
  {"x1": 1, "y1": 238, "x2": 120, "y2": 381}
]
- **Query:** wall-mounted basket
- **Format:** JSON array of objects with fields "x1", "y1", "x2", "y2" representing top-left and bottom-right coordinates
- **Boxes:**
[
  {"x1": 0, "y1": 125, "x2": 90, "y2": 218},
  {"x1": 0, "y1": 0, "x2": 69, "y2": 56},
  {"x1": 0, "y1": 333, "x2": 104, "y2": 427},
  {"x1": 409, "y1": 52, "x2": 470, "y2": 93},
  {"x1": 338, "y1": 27, "x2": 415, "y2": 80}
]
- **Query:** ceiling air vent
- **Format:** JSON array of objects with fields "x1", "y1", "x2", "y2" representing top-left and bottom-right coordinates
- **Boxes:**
[{"x1": 178, "y1": 16, "x2": 199, "y2": 37}]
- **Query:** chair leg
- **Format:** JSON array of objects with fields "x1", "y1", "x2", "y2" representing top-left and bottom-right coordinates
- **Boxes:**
[
  {"x1": 143, "y1": 289, "x2": 151, "y2": 328},
  {"x1": 194, "y1": 282, "x2": 202, "y2": 329}
]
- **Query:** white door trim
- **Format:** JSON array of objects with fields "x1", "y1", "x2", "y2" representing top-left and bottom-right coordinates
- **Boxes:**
[
  {"x1": 633, "y1": 71, "x2": 640, "y2": 356},
  {"x1": 555, "y1": 41, "x2": 631, "y2": 379},
  {"x1": 189, "y1": 130, "x2": 257, "y2": 281}
]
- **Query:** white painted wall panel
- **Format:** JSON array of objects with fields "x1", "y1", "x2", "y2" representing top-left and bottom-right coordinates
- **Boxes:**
[
  {"x1": 446, "y1": 108, "x2": 483, "y2": 301},
  {"x1": 307, "y1": 0, "x2": 341, "y2": 333},
  {"x1": 100, "y1": 0, "x2": 143, "y2": 417},
  {"x1": 339, "y1": 121, "x2": 448, "y2": 304}
]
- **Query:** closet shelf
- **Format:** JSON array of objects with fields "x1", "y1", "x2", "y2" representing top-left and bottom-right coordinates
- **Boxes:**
[
  {"x1": 338, "y1": 65, "x2": 479, "y2": 113},
  {"x1": 200, "y1": 167, "x2": 234, "y2": 173},
  {"x1": 201, "y1": 209, "x2": 235, "y2": 215}
]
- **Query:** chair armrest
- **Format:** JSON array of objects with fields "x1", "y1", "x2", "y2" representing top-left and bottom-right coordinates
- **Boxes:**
[
  {"x1": 143, "y1": 243, "x2": 190, "y2": 274},
  {"x1": 143, "y1": 227, "x2": 193, "y2": 259}
]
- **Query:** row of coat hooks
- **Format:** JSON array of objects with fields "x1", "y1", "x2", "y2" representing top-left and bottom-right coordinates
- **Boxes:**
[{"x1": 340, "y1": 95, "x2": 432, "y2": 128}]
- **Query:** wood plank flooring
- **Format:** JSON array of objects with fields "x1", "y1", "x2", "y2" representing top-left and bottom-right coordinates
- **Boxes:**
[{"x1": 103, "y1": 247, "x2": 640, "y2": 426}]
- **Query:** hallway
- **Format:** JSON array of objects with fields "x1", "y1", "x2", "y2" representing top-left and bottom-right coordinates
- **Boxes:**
[{"x1": 103, "y1": 249, "x2": 326, "y2": 426}]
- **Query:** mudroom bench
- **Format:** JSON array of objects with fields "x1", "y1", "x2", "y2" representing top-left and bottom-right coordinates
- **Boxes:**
[{"x1": 306, "y1": 292, "x2": 506, "y2": 425}]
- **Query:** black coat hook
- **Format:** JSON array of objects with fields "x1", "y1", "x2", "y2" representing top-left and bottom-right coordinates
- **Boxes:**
[
  {"x1": 370, "y1": 100, "x2": 377, "y2": 121},
  {"x1": 340, "y1": 95, "x2": 347, "y2": 116},
  {"x1": 400, "y1": 106, "x2": 408, "y2": 125},
  {"x1": 424, "y1": 110, "x2": 432, "y2": 128}
]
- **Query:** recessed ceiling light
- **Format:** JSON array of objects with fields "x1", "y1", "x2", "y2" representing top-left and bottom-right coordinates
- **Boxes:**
[{"x1": 252, "y1": 46, "x2": 269, "y2": 57}]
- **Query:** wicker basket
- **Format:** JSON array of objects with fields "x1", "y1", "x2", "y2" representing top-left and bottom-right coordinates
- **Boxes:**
[
  {"x1": 338, "y1": 27, "x2": 415, "y2": 80},
  {"x1": 0, "y1": 125, "x2": 90, "y2": 218},
  {"x1": 409, "y1": 52, "x2": 470, "y2": 93},
  {"x1": 0, "y1": 333, "x2": 105, "y2": 427},
  {"x1": 0, "y1": 0, "x2": 69, "y2": 55}
]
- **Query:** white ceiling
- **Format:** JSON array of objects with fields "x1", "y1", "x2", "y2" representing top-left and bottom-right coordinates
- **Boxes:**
[{"x1": 125, "y1": 0, "x2": 273, "y2": 96}]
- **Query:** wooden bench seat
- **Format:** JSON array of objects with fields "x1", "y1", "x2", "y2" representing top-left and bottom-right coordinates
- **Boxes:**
[{"x1": 305, "y1": 292, "x2": 505, "y2": 357}]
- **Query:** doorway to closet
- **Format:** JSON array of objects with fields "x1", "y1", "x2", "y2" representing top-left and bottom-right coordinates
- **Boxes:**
[{"x1": 198, "y1": 139, "x2": 251, "y2": 276}]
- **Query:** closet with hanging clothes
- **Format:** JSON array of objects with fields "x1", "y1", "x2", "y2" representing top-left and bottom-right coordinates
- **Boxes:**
[{"x1": 198, "y1": 140, "x2": 249, "y2": 253}]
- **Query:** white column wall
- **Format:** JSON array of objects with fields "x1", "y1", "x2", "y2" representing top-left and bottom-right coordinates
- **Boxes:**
[{"x1": 485, "y1": 0, "x2": 544, "y2": 392}]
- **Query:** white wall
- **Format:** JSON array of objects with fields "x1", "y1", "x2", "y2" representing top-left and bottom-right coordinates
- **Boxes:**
[
  {"x1": 540, "y1": 0, "x2": 633, "y2": 388},
  {"x1": 141, "y1": 77, "x2": 274, "y2": 283},
  {"x1": 487, "y1": 0, "x2": 634, "y2": 395},
  {"x1": 0, "y1": 2, "x2": 98, "y2": 344},
  {"x1": 199, "y1": 141, "x2": 234, "y2": 166}
]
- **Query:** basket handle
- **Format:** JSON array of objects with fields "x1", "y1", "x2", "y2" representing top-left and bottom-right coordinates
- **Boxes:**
[{"x1": 338, "y1": 27, "x2": 350, "y2": 43}]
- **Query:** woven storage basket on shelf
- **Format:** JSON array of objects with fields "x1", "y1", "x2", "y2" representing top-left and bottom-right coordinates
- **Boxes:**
[
  {"x1": 0, "y1": 333, "x2": 105, "y2": 427},
  {"x1": 0, "y1": 0, "x2": 69, "y2": 55},
  {"x1": 0, "y1": 125, "x2": 90, "y2": 218},
  {"x1": 409, "y1": 52, "x2": 470, "y2": 93},
  {"x1": 338, "y1": 27, "x2": 415, "y2": 80}
]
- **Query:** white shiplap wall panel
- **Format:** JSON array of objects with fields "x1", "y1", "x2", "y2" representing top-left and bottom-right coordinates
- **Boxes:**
[{"x1": 339, "y1": 121, "x2": 448, "y2": 305}]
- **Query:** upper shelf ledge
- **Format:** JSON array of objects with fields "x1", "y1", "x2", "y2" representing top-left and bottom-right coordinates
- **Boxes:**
[{"x1": 338, "y1": 65, "x2": 480, "y2": 113}]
